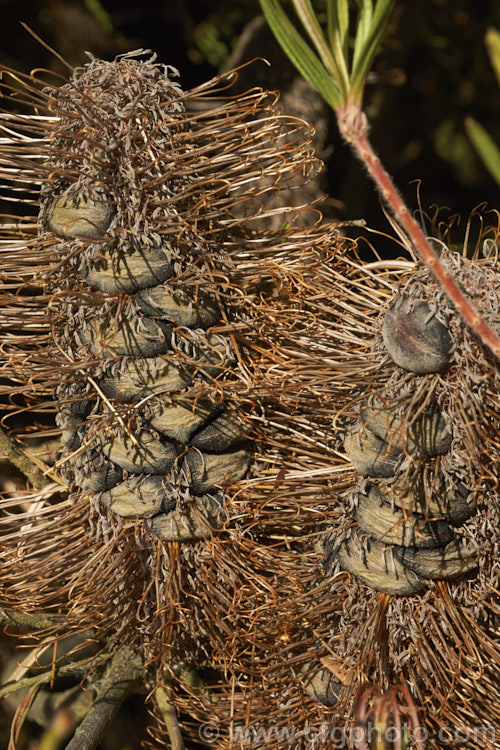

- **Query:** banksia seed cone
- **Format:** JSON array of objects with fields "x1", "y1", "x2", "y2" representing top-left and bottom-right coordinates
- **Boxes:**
[
  {"x1": 318, "y1": 236, "x2": 500, "y2": 746},
  {"x1": 1, "y1": 46, "x2": 499, "y2": 750},
  {"x1": 0, "y1": 48, "x2": 325, "y2": 739},
  {"x1": 176, "y1": 230, "x2": 499, "y2": 749}
]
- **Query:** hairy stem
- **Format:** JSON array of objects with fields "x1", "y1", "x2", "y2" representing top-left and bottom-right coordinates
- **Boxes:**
[
  {"x1": 337, "y1": 103, "x2": 500, "y2": 359},
  {"x1": 64, "y1": 648, "x2": 143, "y2": 750}
]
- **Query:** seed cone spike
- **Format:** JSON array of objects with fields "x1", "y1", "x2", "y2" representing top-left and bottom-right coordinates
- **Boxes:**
[
  {"x1": 0, "y1": 48, "x2": 345, "y2": 746},
  {"x1": 1, "y1": 48, "x2": 500, "y2": 749},
  {"x1": 211, "y1": 231, "x2": 500, "y2": 744}
]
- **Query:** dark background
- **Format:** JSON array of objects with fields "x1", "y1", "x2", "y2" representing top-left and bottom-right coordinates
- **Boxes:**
[{"x1": 1, "y1": 0, "x2": 500, "y2": 244}]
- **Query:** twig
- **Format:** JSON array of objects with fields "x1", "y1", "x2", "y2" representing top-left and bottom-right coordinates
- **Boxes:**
[
  {"x1": 0, "y1": 608, "x2": 65, "y2": 632},
  {"x1": 337, "y1": 105, "x2": 500, "y2": 358},
  {"x1": 0, "y1": 427, "x2": 51, "y2": 489},
  {"x1": 154, "y1": 685, "x2": 185, "y2": 750},
  {"x1": 0, "y1": 652, "x2": 106, "y2": 699},
  {"x1": 64, "y1": 647, "x2": 143, "y2": 750}
]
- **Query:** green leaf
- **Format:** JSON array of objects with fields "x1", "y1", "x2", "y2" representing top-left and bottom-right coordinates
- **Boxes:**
[
  {"x1": 262, "y1": 0, "x2": 395, "y2": 111},
  {"x1": 327, "y1": 0, "x2": 350, "y2": 69},
  {"x1": 292, "y1": 0, "x2": 334, "y2": 70},
  {"x1": 327, "y1": 0, "x2": 349, "y2": 49},
  {"x1": 465, "y1": 117, "x2": 500, "y2": 187},
  {"x1": 292, "y1": 0, "x2": 350, "y2": 98},
  {"x1": 260, "y1": 0, "x2": 342, "y2": 108},
  {"x1": 352, "y1": 0, "x2": 373, "y2": 73},
  {"x1": 337, "y1": 0, "x2": 349, "y2": 44},
  {"x1": 350, "y1": 0, "x2": 396, "y2": 101},
  {"x1": 486, "y1": 28, "x2": 500, "y2": 87}
]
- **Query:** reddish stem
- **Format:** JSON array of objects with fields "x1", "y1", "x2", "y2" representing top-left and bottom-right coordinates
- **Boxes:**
[{"x1": 337, "y1": 103, "x2": 500, "y2": 359}]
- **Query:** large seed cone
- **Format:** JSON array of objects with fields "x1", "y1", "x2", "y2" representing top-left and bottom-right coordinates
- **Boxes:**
[
  {"x1": 0, "y1": 48, "x2": 348, "y2": 749},
  {"x1": 317, "y1": 245, "x2": 500, "y2": 746}
]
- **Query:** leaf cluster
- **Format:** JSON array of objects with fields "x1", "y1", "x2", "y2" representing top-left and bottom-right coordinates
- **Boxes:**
[{"x1": 260, "y1": 0, "x2": 396, "y2": 108}]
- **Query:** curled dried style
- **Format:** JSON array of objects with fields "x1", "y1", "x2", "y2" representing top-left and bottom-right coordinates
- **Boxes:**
[{"x1": 0, "y1": 48, "x2": 499, "y2": 749}]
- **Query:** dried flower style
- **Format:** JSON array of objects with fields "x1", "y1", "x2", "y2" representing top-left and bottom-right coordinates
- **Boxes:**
[{"x1": 1, "y1": 46, "x2": 500, "y2": 750}]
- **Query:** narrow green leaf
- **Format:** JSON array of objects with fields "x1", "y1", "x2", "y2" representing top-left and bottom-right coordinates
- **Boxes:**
[
  {"x1": 486, "y1": 28, "x2": 500, "y2": 87},
  {"x1": 352, "y1": 0, "x2": 373, "y2": 73},
  {"x1": 260, "y1": 0, "x2": 341, "y2": 108},
  {"x1": 327, "y1": 0, "x2": 349, "y2": 57},
  {"x1": 337, "y1": 0, "x2": 349, "y2": 44},
  {"x1": 350, "y1": 0, "x2": 396, "y2": 101},
  {"x1": 292, "y1": 0, "x2": 349, "y2": 97},
  {"x1": 292, "y1": 0, "x2": 335, "y2": 70},
  {"x1": 465, "y1": 117, "x2": 500, "y2": 188}
]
